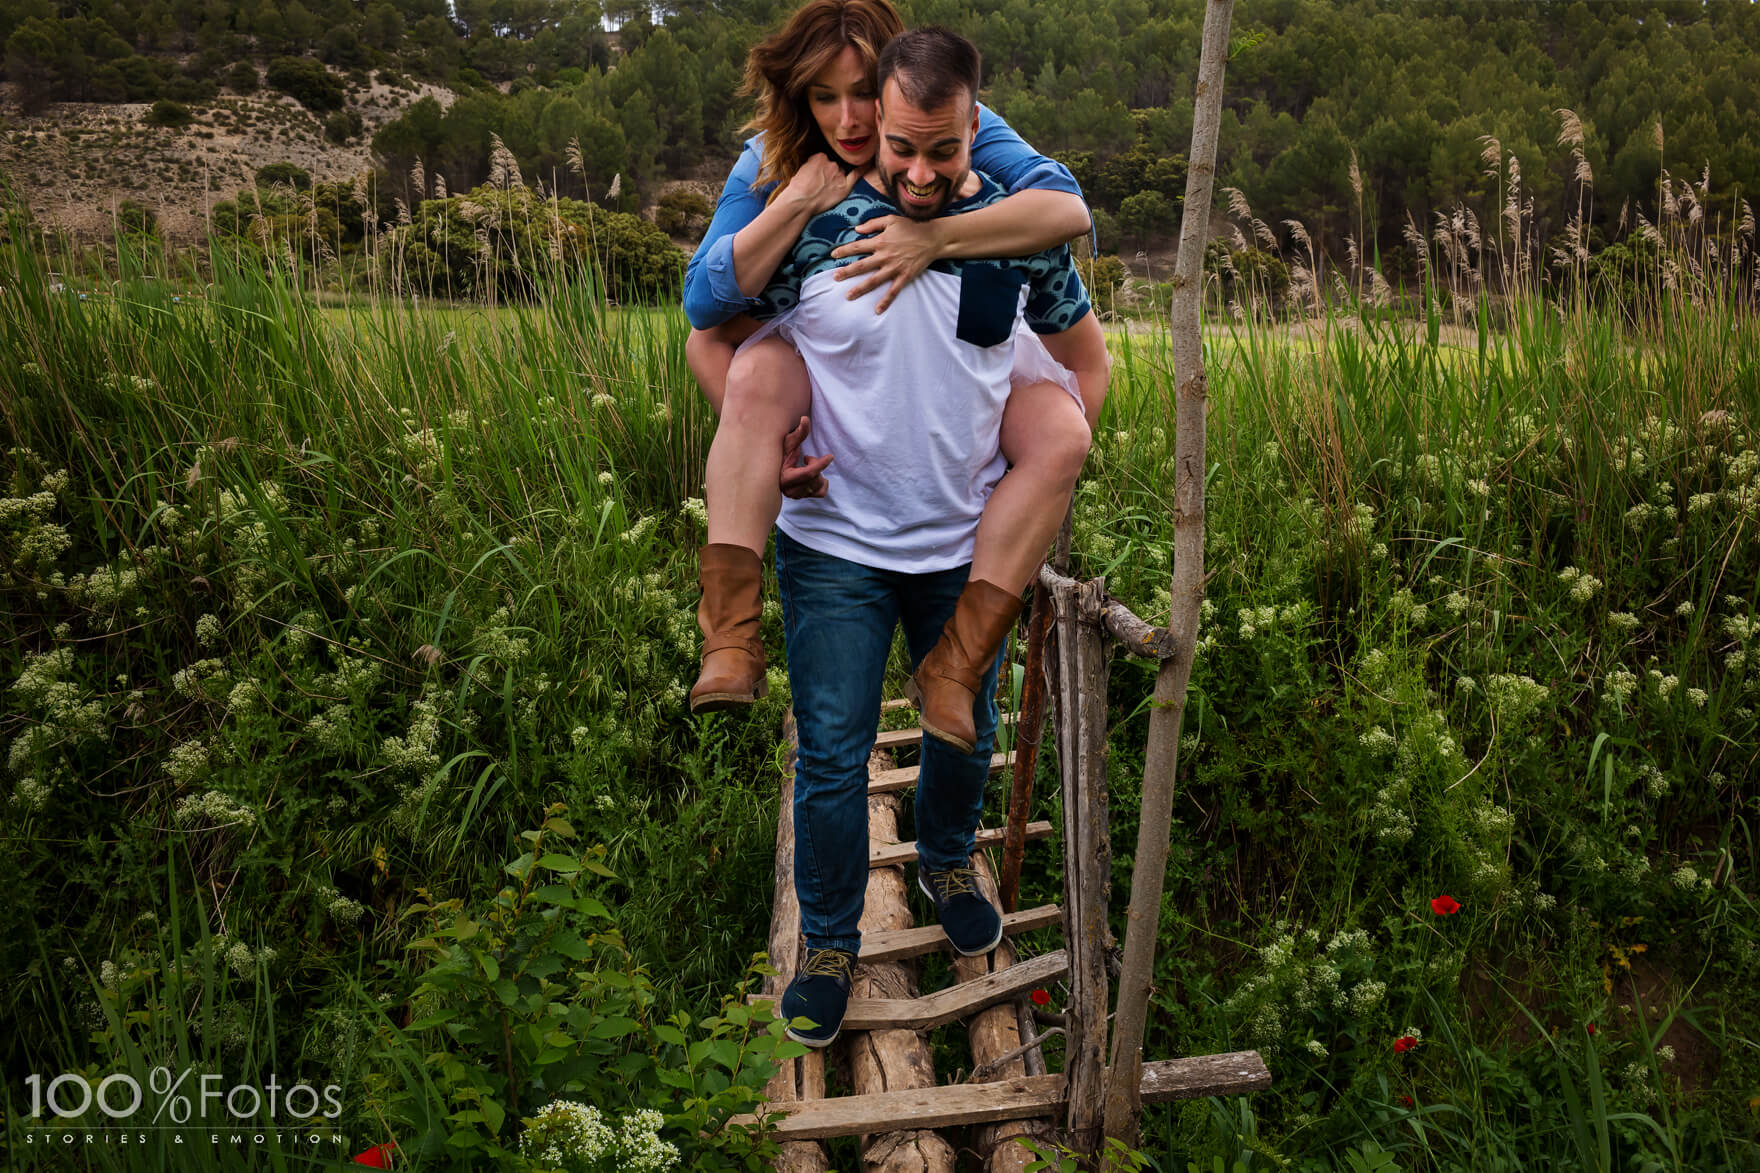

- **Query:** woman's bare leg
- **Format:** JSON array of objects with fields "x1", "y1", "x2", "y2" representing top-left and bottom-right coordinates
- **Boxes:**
[
  {"x1": 703, "y1": 334, "x2": 814, "y2": 556},
  {"x1": 971, "y1": 380, "x2": 1092, "y2": 592},
  {"x1": 912, "y1": 379, "x2": 1091, "y2": 750}
]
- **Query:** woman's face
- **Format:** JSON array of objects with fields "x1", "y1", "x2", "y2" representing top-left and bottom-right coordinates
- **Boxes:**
[{"x1": 806, "y1": 45, "x2": 877, "y2": 167}]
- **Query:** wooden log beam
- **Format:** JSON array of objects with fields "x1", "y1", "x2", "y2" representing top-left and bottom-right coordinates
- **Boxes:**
[
  {"x1": 868, "y1": 822, "x2": 1053, "y2": 870},
  {"x1": 751, "y1": 950, "x2": 1069, "y2": 1032},
  {"x1": 739, "y1": 1053, "x2": 1271, "y2": 1140},
  {"x1": 857, "y1": 905, "x2": 1061, "y2": 964},
  {"x1": 957, "y1": 855, "x2": 1058, "y2": 1173},
  {"x1": 764, "y1": 710, "x2": 831, "y2": 1172},
  {"x1": 873, "y1": 711, "x2": 1017, "y2": 751},
  {"x1": 1038, "y1": 564, "x2": 1177, "y2": 661},
  {"x1": 850, "y1": 790, "x2": 954, "y2": 1172},
  {"x1": 869, "y1": 753, "x2": 1009, "y2": 794}
]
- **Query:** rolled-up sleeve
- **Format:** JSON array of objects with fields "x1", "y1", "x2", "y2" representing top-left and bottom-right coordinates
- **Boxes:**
[
  {"x1": 972, "y1": 103, "x2": 1084, "y2": 198},
  {"x1": 683, "y1": 140, "x2": 773, "y2": 329}
]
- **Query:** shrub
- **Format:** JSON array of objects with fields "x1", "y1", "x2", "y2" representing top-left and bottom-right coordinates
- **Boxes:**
[
  {"x1": 654, "y1": 189, "x2": 712, "y2": 240},
  {"x1": 145, "y1": 98, "x2": 192, "y2": 128},
  {"x1": 226, "y1": 61, "x2": 259, "y2": 92},
  {"x1": 324, "y1": 108, "x2": 364, "y2": 144},
  {"x1": 255, "y1": 161, "x2": 312, "y2": 190},
  {"x1": 115, "y1": 199, "x2": 157, "y2": 239},
  {"x1": 266, "y1": 55, "x2": 345, "y2": 111}
]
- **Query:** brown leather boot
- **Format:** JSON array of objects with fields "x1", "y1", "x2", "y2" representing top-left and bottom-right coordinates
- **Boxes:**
[
  {"x1": 912, "y1": 578, "x2": 1023, "y2": 754},
  {"x1": 688, "y1": 543, "x2": 768, "y2": 714}
]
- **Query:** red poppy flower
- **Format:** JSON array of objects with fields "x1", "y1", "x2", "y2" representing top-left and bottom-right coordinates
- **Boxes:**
[
  {"x1": 353, "y1": 1143, "x2": 396, "y2": 1168},
  {"x1": 1399, "y1": 1095, "x2": 1415, "y2": 1108},
  {"x1": 1393, "y1": 1035, "x2": 1418, "y2": 1054},
  {"x1": 1431, "y1": 895, "x2": 1462, "y2": 916},
  {"x1": 1030, "y1": 988, "x2": 1051, "y2": 1006},
  {"x1": 1586, "y1": 1022, "x2": 1597, "y2": 1035}
]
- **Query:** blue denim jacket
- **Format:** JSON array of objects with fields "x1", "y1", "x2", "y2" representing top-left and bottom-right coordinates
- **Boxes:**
[{"x1": 681, "y1": 103, "x2": 1085, "y2": 331}]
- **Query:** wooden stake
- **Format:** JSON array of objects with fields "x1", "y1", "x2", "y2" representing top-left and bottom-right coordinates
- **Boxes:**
[
  {"x1": 1101, "y1": 0, "x2": 1236, "y2": 1161},
  {"x1": 1000, "y1": 583, "x2": 1056, "y2": 913},
  {"x1": 1049, "y1": 574, "x2": 1113, "y2": 1154}
]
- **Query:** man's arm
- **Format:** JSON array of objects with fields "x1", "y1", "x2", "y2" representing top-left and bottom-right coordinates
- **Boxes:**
[{"x1": 1038, "y1": 311, "x2": 1111, "y2": 433}]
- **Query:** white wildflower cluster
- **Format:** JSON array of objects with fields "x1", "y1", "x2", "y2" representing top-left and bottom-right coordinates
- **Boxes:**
[
  {"x1": 163, "y1": 738, "x2": 212, "y2": 784},
  {"x1": 12, "y1": 648, "x2": 107, "y2": 740},
  {"x1": 1225, "y1": 927, "x2": 1383, "y2": 1051},
  {"x1": 1647, "y1": 669, "x2": 1680, "y2": 700},
  {"x1": 195, "y1": 613, "x2": 223, "y2": 646},
  {"x1": 316, "y1": 651, "x2": 384, "y2": 700},
  {"x1": 1623, "y1": 502, "x2": 1678, "y2": 533},
  {"x1": 1485, "y1": 674, "x2": 1550, "y2": 726},
  {"x1": 173, "y1": 658, "x2": 230, "y2": 702},
  {"x1": 680, "y1": 497, "x2": 707, "y2": 529},
  {"x1": 1236, "y1": 602, "x2": 1306, "y2": 641},
  {"x1": 11, "y1": 775, "x2": 52, "y2": 811},
  {"x1": 74, "y1": 560, "x2": 143, "y2": 609},
  {"x1": 317, "y1": 885, "x2": 367, "y2": 926},
  {"x1": 226, "y1": 679, "x2": 262, "y2": 715},
  {"x1": 1456, "y1": 675, "x2": 1478, "y2": 695},
  {"x1": 597, "y1": 470, "x2": 615, "y2": 487},
  {"x1": 1686, "y1": 687, "x2": 1709, "y2": 709},
  {"x1": 1674, "y1": 599, "x2": 1695, "y2": 618},
  {"x1": 172, "y1": 788, "x2": 255, "y2": 828},
  {"x1": 1557, "y1": 566, "x2": 1602, "y2": 605},
  {"x1": 1607, "y1": 611, "x2": 1641, "y2": 633},
  {"x1": 619, "y1": 513, "x2": 659, "y2": 546},
  {"x1": 1304, "y1": 1039, "x2": 1329, "y2": 1059},
  {"x1": 1620, "y1": 1062, "x2": 1658, "y2": 1105},
  {"x1": 1636, "y1": 763, "x2": 1671, "y2": 799},
  {"x1": 1411, "y1": 452, "x2": 1443, "y2": 487},
  {"x1": 471, "y1": 606, "x2": 532, "y2": 665},
  {"x1": 304, "y1": 704, "x2": 356, "y2": 752},
  {"x1": 381, "y1": 687, "x2": 444, "y2": 774},
  {"x1": 1601, "y1": 667, "x2": 1639, "y2": 708},
  {"x1": 1388, "y1": 588, "x2": 1427, "y2": 627},
  {"x1": 1670, "y1": 864, "x2": 1710, "y2": 892},
  {"x1": 520, "y1": 1101, "x2": 679, "y2": 1172},
  {"x1": 591, "y1": 392, "x2": 614, "y2": 411},
  {"x1": 651, "y1": 403, "x2": 672, "y2": 425},
  {"x1": 219, "y1": 938, "x2": 277, "y2": 977},
  {"x1": 1358, "y1": 726, "x2": 1397, "y2": 757}
]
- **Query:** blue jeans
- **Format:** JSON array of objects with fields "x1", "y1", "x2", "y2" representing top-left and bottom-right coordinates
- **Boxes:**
[{"x1": 775, "y1": 530, "x2": 1004, "y2": 955}]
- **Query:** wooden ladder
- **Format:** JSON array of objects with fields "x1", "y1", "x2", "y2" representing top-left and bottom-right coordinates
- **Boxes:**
[{"x1": 739, "y1": 697, "x2": 1270, "y2": 1170}]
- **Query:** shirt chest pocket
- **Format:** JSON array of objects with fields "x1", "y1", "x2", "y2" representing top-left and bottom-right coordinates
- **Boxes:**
[{"x1": 955, "y1": 264, "x2": 1026, "y2": 349}]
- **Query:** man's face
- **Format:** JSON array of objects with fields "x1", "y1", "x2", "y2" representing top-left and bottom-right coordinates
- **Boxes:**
[{"x1": 875, "y1": 75, "x2": 979, "y2": 220}]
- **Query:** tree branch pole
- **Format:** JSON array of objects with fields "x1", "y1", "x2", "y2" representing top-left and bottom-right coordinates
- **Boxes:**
[{"x1": 1101, "y1": 0, "x2": 1235, "y2": 1160}]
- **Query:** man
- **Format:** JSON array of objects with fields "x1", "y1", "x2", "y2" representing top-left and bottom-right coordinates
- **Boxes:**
[{"x1": 751, "y1": 27, "x2": 1112, "y2": 1046}]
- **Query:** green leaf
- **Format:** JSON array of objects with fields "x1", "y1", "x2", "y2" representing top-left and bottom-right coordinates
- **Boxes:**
[
  {"x1": 548, "y1": 930, "x2": 594, "y2": 960},
  {"x1": 543, "y1": 816, "x2": 576, "y2": 838},
  {"x1": 590, "y1": 1015, "x2": 643, "y2": 1039},
  {"x1": 654, "y1": 1023, "x2": 686, "y2": 1046},
  {"x1": 536, "y1": 852, "x2": 583, "y2": 874}
]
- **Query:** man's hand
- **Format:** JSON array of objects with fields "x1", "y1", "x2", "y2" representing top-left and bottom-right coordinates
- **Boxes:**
[
  {"x1": 781, "y1": 154, "x2": 862, "y2": 217},
  {"x1": 780, "y1": 415, "x2": 832, "y2": 499},
  {"x1": 831, "y1": 215, "x2": 944, "y2": 312}
]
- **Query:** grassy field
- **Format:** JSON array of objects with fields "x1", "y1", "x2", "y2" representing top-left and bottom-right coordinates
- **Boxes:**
[{"x1": 4, "y1": 226, "x2": 1760, "y2": 1172}]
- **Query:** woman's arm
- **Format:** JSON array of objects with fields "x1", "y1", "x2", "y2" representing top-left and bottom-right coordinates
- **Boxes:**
[
  {"x1": 832, "y1": 103, "x2": 1091, "y2": 308},
  {"x1": 729, "y1": 154, "x2": 860, "y2": 297},
  {"x1": 683, "y1": 142, "x2": 772, "y2": 330}
]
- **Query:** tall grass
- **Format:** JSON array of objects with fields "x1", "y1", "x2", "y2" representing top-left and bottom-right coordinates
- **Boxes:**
[{"x1": 4, "y1": 143, "x2": 1760, "y2": 1169}]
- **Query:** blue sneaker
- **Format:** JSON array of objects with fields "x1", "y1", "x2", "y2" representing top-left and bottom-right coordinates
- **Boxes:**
[
  {"x1": 917, "y1": 866, "x2": 1004, "y2": 956},
  {"x1": 780, "y1": 948, "x2": 855, "y2": 1048}
]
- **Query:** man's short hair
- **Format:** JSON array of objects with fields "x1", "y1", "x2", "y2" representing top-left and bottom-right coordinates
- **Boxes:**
[{"x1": 876, "y1": 27, "x2": 981, "y2": 114}]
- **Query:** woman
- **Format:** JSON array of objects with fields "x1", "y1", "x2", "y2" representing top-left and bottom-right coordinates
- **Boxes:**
[{"x1": 682, "y1": 0, "x2": 1106, "y2": 751}]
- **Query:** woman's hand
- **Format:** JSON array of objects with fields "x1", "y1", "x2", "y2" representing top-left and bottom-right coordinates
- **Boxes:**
[
  {"x1": 829, "y1": 215, "x2": 945, "y2": 312},
  {"x1": 781, "y1": 153, "x2": 861, "y2": 217}
]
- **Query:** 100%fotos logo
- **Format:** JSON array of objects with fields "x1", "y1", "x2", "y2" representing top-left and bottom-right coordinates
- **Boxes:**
[{"x1": 25, "y1": 1067, "x2": 343, "y2": 1124}]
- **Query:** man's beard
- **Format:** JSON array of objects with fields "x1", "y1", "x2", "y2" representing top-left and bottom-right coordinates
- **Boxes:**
[{"x1": 880, "y1": 164, "x2": 965, "y2": 221}]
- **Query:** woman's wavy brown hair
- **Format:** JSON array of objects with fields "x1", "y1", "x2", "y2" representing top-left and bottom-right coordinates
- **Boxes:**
[{"x1": 742, "y1": 0, "x2": 904, "y2": 199}]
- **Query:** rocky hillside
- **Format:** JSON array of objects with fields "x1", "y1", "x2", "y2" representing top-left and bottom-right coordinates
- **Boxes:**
[{"x1": 1, "y1": 72, "x2": 453, "y2": 242}]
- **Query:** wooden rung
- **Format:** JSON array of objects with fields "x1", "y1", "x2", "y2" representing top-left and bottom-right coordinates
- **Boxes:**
[
  {"x1": 735, "y1": 1051, "x2": 1270, "y2": 1139},
  {"x1": 880, "y1": 698, "x2": 914, "y2": 712},
  {"x1": 858, "y1": 905, "x2": 1062, "y2": 964},
  {"x1": 873, "y1": 711, "x2": 1019, "y2": 751},
  {"x1": 870, "y1": 753, "x2": 1009, "y2": 794},
  {"x1": 869, "y1": 821, "x2": 1053, "y2": 869},
  {"x1": 752, "y1": 949, "x2": 1067, "y2": 1032}
]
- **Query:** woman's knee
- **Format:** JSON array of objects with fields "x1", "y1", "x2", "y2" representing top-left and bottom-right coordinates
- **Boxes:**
[
  {"x1": 725, "y1": 335, "x2": 812, "y2": 419},
  {"x1": 1003, "y1": 385, "x2": 1092, "y2": 483}
]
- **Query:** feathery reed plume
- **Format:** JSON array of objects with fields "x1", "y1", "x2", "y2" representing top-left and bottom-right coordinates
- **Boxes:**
[
  {"x1": 1402, "y1": 212, "x2": 1427, "y2": 257},
  {"x1": 1575, "y1": 151, "x2": 1593, "y2": 186},
  {"x1": 1555, "y1": 108, "x2": 1585, "y2": 149},
  {"x1": 489, "y1": 133, "x2": 523, "y2": 189},
  {"x1": 1740, "y1": 200, "x2": 1755, "y2": 242},
  {"x1": 1230, "y1": 224, "x2": 1250, "y2": 254},
  {"x1": 395, "y1": 198, "x2": 412, "y2": 226},
  {"x1": 435, "y1": 172, "x2": 448, "y2": 199},
  {"x1": 1345, "y1": 234, "x2": 1359, "y2": 272},
  {"x1": 1662, "y1": 171, "x2": 1679, "y2": 221},
  {"x1": 1479, "y1": 133, "x2": 1502, "y2": 172},
  {"x1": 1348, "y1": 149, "x2": 1362, "y2": 200},
  {"x1": 1283, "y1": 219, "x2": 1312, "y2": 254},
  {"x1": 410, "y1": 159, "x2": 426, "y2": 198},
  {"x1": 1619, "y1": 197, "x2": 1630, "y2": 234},
  {"x1": 1251, "y1": 217, "x2": 1277, "y2": 250},
  {"x1": 1224, "y1": 186, "x2": 1253, "y2": 220},
  {"x1": 1368, "y1": 268, "x2": 1391, "y2": 307},
  {"x1": 607, "y1": 173, "x2": 623, "y2": 200},
  {"x1": 1700, "y1": 163, "x2": 1711, "y2": 195},
  {"x1": 1653, "y1": 119, "x2": 1665, "y2": 152},
  {"x1": 566, "y1": 137, "x2": 586, "y2": 181}
]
